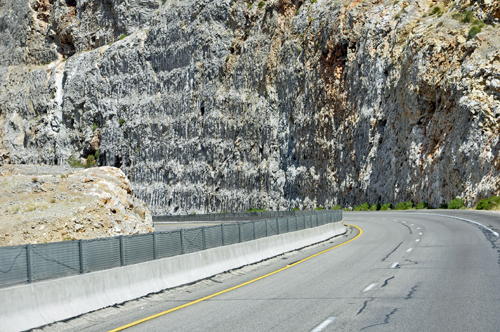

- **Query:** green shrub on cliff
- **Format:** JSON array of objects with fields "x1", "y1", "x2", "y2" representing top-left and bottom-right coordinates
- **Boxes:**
[
  {"x1": 258, "y1": 1, "x2": 265, "y2": 9},
  {"x1": 447, "y1": 198, "x2": 464, "y2": 209},
  {"x1": 247, "y1": 207, "x2": 267, "y2": 212},
  {"x1": 461, "y1": 10, "x2": 473, "y2": 23},
  {"x1": 467, "y1": 26, "x2": 482, "y2": 40},
  {"x1": 416, "y1": 202, "x2": 428, "y2": 209},
  {"x1": 476, "y1": 196, "x2": 500, "y2": 210},
  {"x1": 430, "y1": 6, "x2": 441, "y2": 15},
  {"x1": 86, "y1": 155, "x2": 97, "y2": 167},
  {"x1": 314, "y1": 206, "x2": 325, "y2": 210},
  {"x1": 353, "y1": 203, "x2": 370, "y2": 211},
  {"x1": 380, "y1": 203, "x2": 392, "y2": 211},
  {"x1": 395, "y1": 201, "x2": 413, "y2": 210},
  {"x1": 370, "y1": 203, "x2": 380, "y2": 211},
  {"x1": 331, "y1": 204, "x2": 342, "y2": 210}
]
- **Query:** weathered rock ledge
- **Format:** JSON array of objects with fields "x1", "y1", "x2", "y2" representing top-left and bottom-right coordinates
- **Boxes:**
[{"x1": 0, "y1": 165, "x2": 153, "y2": 247}]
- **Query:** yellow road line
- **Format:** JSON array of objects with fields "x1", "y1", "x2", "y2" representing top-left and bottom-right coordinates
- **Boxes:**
[{"x1": 109, "y1": 223, "x2": 362, "y2": 332}]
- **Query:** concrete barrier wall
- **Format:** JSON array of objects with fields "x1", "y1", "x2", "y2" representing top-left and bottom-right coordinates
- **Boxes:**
[{"x1": 0, "y1": 221, "x2": 345, "y2": 332}]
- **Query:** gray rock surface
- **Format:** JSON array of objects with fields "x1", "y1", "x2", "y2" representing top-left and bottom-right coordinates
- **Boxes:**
[{"x1": 2, "y1": 0, "x2": 500, "y2": 214}]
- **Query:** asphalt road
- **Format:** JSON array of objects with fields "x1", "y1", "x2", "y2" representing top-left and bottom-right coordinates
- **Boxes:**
[{"x1": 37, "y1": 211, "x2": 500, "y2": 332}]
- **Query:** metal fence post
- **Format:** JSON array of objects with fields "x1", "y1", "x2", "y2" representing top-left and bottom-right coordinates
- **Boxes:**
[
  {"x1": 79, "y1": 240, "x2": 84, "y2": 274},
  {"x1": 153, "y1": 232, "x2": 157, "y2": 260},
  {"x1": 276, "y1": 218, "x2": 279, "y2": 234},
  {"x1": 180, "y1": 229, "x2": 184, "y2": 254},
  {"x1": 286, "y1": 217, "x2": 289, "y2": 233},
  {"x1": 26, "y1": 244, "x2": 32, "y2": 283},
  {"x1": 238, "y1": 223, "x2": 242, "y2": 243},
  {"x1": 295, "y1": 216, "x2": 298, "y2": 230},
  {"x1": 221, "y1": 223, "x2": 225, "y2": 246},
  {"x1": 202, "y1": 227, "x2": 206, "y2": 250},
  {"x1": 119, "y1": 236, "x2": 125, "y2": 266},
  {"x1": 253, "y1": 220, "x2": 256, "y2": 239},
  {"x1": 265, "y1": 219, "x2": 268, "y2": 237}
]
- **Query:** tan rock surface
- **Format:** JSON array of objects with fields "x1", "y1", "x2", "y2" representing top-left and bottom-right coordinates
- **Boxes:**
[{"x1": 0, "y1": 165, "x2": 153, "y2": 247}]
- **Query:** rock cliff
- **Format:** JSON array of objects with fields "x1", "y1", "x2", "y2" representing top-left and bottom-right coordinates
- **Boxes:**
[{"x1": 1, "y1": 0, "x2": 500, "y2": 214}]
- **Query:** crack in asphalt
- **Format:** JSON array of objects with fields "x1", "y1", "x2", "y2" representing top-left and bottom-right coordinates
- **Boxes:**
[
  {"x1": 405, "y1": 285, "x2": 418, "y2": 300},
  {"x1": 356, "y1": 297, "x2": 374, "y2": 315},
  {"x1": 381, "y1": 242, "x2": 403, "y2": 262},
  {"x1": 360, "y1": 308, "x2": 398, "y2": 330},
  {"x1": 381, "y1": 276, "x2": 394, "y2": 287},
  {"x1": 400, "y1": 223, "x2": 412, "y2": 234},
  {"x1": 478, "y1": 225, "x2": 500, "y2": 270}
]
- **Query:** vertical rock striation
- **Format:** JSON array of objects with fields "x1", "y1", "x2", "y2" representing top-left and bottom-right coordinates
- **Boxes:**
[{"x1": 1, "y1": 0, "x2": 500, "y2": 214}]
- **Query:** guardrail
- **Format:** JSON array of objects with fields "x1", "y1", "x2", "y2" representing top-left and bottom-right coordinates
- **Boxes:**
[{"x1": 0, "y1": 210, "x2": 342, "y2": 289}]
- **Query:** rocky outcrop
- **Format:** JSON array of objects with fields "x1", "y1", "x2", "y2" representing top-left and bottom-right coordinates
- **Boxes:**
[
  {"x1": 0, "y1": 165, "x2": 153, "y2": 246},
  {"x1": 1, "y1": 0, "x2": 500, "y2": 213}
]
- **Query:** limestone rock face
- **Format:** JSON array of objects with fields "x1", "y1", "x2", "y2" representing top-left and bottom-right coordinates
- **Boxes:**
[
  {"x1": 1, "y1": 0, "x2": 500, "y2": 213},
  {"x1": 0, "y1": 165, "x2": 153, "y2": 246}
]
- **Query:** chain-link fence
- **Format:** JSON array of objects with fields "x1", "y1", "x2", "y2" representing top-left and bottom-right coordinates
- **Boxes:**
[
  {"x1": 153, "y1": 210, "x2": 328, "y2": 222},
  {"x1": 0, "y1": 210, "x2": 342, "y2": 288}
]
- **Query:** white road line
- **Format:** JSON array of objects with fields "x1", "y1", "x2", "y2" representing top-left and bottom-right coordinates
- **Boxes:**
[
  {"x1": 311, "y1": 317, "x2": 337, "y2": 332},
  {"x1": 391, "y1": 262, "x2": 399, "y2": 268},
  {"x1": 363, "y1": 283, "x2": 378, "y2": 292},
  {"x1": 415, "y1": 239, "x2": 420, "y2": 242},
  {"x1": 411, "y1": 213, "x2": 499, "y2": 237},
  {"x1": 419, "y1": 232, "x2": 423, "y2": 235},
  {"x1": 406, "y1": 248, "x2": 413, "y2": 252},
  {"x1": 417, "y1": 227, "x2": 421, "y2": 230}
]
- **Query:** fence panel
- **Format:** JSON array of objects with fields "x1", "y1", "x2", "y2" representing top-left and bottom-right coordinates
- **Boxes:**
[
  {"x1": 182, "y1": 228, "x2": 204, "y2": 254},
  {"x1": 254, "y1": 220, "x2": 267, "y2": 239},
  {"x1": 156, "y1": 230, "x2": 182, "y2": 258},
  {"x1": 31, "y1": 241, "x2": 80, "y2": 282},
  {"x1": 123, "y1": 233, "x2": 154, "y2": 266},
  {"x1": 266, "y1": 219, "x2": 278, "y2": 236},
  {"x1": 241, "y1": 222, "x2": 254, "y2": 242},
  {"x1": 223, "y1": 223, "x2": 239, "y2": 245},
  {"x1": 304, "y1": 215, "x2": 312, "y2": 229},
  {"x1": 204, "y1": 226, "x2": 223, "y2": 249},
  {"x1": 0, "y1": 245, "x2": 28, "y2": 287},
  {"x1": 287, "y1": 217, "x2": 297, "y2": 232},
  {"x1": 84, "y1": 237, "x2": 121, "y2": 273},
  {"x1": 279, "y1": 218, "x2": 288, "y2": 234}
]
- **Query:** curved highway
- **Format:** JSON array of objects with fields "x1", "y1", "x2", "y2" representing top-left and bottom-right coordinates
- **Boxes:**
[{"x1": 38, "y1": 211, "x2": 500, "y2": 332}]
